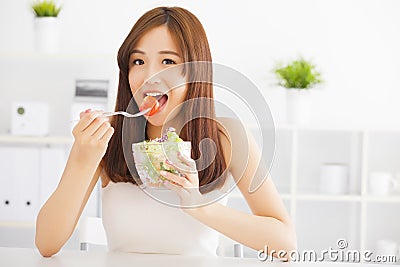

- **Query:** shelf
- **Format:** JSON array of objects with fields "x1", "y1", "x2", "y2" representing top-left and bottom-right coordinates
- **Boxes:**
[
  {"x1": 246, "y1": 123, "x2": 400, "y2": 132},
  {"x1": 0, "y1": 135, "x2": 73, "y2": 145},
  {"x1": 363, "y1": 195, "x2": 400, "y2": 203},
  {"x1": 228, "y1": 191, "x2": 400, "y2": 203},
  {"x1": 0, "y1": 221, "x2": 35, "y2": 228},
  {"x1": 296, "y1": 194, "x2": 361, "y2": 202},
  {"x1": 228, "y1": 189, "x2": 291, "y2": 200},
  {"x1": 0, "y1": 51, "x2": 116, "y2": 60}
]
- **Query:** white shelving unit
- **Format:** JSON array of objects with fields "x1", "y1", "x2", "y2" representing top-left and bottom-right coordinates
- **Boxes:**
[
  {"x1": 0, "y1": 135, "x2": 73, "y2": 227},
  {"x1": 0, "y1": 135, "x2": 73, "y2": 145},
  {"x1": 227, "y1": 124, "x2": 400, "y2": 261},
  {"x1": 0, "y1": 134, "x2": 102, "y2": 250}
]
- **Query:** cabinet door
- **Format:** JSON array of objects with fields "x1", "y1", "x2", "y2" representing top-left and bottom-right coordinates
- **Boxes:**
[
  {"x1": 16, "y1": 148, "x2": 40, "y2": 221},
  {"x1": 0, "y1": 147, "x2": 19, "y2": 221},
  {"x1": 39, "y1": 147, "x2": 67, "y2": 208},
  {"x1": 0, "y1": 147, "x2": 40, "y2": 222}
]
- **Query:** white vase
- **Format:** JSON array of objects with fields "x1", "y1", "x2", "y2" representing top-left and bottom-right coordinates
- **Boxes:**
[
  {"x1": 286, "y1": 89, "x2": 312, "y2": 124},
  {"x1": 319, "y1": 163, "x2": 349, "y2": 195},
  {"x1": 34, "y1": 17, "x2": 59, "y2": 54}
]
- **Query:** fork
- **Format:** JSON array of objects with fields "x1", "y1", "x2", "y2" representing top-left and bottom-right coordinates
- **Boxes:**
[
  {"x1": 70, "y1": 108, "x2": 151, "y2": 122},
  {"x1": 101, "y1": 108, "x2": 151, "y2": 118}
]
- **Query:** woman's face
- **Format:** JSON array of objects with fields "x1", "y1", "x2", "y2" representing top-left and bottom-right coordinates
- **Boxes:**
[{"x1": 128, "y1": 25, "x2": 188, "y2": 127}]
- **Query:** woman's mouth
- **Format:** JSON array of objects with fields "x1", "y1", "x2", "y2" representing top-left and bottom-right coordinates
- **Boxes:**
[
  {"x1": 142, "y1": 92, "x2": 168, "y2": 115},
  {"x1": 157, "y1": 94, "x2": 168, "y2": 112}
]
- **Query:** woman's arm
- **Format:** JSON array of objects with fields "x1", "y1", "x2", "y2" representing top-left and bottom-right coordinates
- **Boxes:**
[
  {"x1": 35, "y1": 111, "x2": 114, "y2": 257},
  {"x1": 186, "y1": 119, "x2": 297, "y2": 258},
  {"x1": 186, "y1": 181, "x2": 296, "y2": 257}
]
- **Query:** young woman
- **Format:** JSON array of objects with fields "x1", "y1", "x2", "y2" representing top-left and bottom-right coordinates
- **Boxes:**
[{"x1": 35, "y1": 6, "x2": 296, "y2": 258}]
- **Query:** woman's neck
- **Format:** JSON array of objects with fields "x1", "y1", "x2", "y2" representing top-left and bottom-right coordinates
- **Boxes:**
[
  {"x1": 146, "y1": 124, "x2": 163, "y2": 140},
  {"x1": 146, "y1": 116, "x2": 184, "y2": 140}
]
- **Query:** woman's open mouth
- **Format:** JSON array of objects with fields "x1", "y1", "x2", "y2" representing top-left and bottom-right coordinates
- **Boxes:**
[
  {"x1": 157, "y1": 94, "x2": 168, "y2": 112},
  {"x1": 143, "y1": 92, "x2": 168, "y2": 114}
]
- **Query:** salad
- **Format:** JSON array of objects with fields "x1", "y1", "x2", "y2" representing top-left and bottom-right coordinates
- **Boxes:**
[{"x1": 132, "y1": 127, "x2": 191, "y2": 188}]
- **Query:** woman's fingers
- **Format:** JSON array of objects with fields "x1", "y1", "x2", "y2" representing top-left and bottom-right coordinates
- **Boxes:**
[
  {"x1": 79, "y1": 108, "x2": 92, "y2": 119},
  {"x1": 165, "y1": 153, "x2": 196, "y2": 173},
  {"x1": 178, "y1": 152, "x2": 197, "y2": 169},
  {"x1": 74, "y1": 110, "x2": 103, "y2": 133},
  {"x1": 164, "y1": 161, "x2": 197, "y2": 185},
  {"x1": 93, "y1": 121, "x2": 111, "y2": 140},
  {"x1": 100, "y1": 126, "x2": 115, "y2": 143},
  {"x1": 86, "y1": 116, "x2": 110, "y2": 136},
  {"x1": 72, "y1": 110, "x2": 115, "y2": 147},
  {"x1": 160, "y1": 171, "x2": 192, "y2": 188},
  {"x1": 164, "y1": 160, "x2": 191, "y2": 181}
]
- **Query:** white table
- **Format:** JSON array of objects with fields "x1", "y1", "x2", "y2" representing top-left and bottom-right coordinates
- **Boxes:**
[{"x1": 0, "y1": 247, "x2": 394, "y2": 267}]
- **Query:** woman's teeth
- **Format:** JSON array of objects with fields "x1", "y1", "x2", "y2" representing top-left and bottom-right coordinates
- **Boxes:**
[{"x1": 145, "y1": 92, "x2": 163, "y2": 97}]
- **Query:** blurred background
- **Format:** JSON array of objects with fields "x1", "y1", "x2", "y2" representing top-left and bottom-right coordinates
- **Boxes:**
[{"x1": 0, "y1": 0, "x2": 399, "y2": 262}]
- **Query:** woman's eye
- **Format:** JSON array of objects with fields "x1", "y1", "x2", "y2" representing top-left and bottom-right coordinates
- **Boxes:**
[
  {"x1": 132, "y1": 59, "x2": 144, "y2": 65},
  {"x1": 162, "y1": 59, "x2": 176, "y2": 65}
]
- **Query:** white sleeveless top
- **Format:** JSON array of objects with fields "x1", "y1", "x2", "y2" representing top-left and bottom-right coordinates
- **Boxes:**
[{"x1": 101, "y1": 174, "x2": 234, "y2": 256}]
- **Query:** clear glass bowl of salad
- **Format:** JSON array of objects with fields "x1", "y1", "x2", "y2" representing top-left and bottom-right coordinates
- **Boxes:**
[{"x1": 132, "y1": 128, "x2": 191, "y2": 189}]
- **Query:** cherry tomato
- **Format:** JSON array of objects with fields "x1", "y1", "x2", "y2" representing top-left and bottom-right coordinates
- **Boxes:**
[{"x1": 139, "y1": 96, "x2": 160, "y2": 116}]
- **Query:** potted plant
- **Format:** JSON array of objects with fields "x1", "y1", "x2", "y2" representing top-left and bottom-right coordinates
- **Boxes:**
[
  {"x1": 273, "y1": 57, "x2": 322, "y2": 124},
  {"x1": 31, "y1": 0, "x2": 62, "y2": 53}
]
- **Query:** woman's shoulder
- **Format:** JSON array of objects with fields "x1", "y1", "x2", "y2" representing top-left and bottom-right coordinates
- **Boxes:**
[
  {"x1": 215, "y1": 117, "x2": 235, "y2": 144},
  {"x1": 215, "y1": 117, "x2": 249, "y2": 169},
  {"x1": 215, "y1": 117, "x2": 247, "y2": 130},
  {"x1": 215, "y1": 116, "x2": 252, "y2": 166},
  {"x1": 215, "y1": 117, "x2": 248, "y2": 141}
]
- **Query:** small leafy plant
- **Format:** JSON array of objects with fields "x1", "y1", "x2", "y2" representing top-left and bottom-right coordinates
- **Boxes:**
[
  {"x1": 32, "y1": 0, "x2": 61, "y2": 17},
  {"x1": 273, "y1": 58, "x2": 322, "y2": 89}
]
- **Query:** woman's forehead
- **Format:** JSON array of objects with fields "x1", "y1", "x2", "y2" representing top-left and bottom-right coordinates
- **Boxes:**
[{"x1": 133, "y1": 26, "x2": 180, "y2": 55}]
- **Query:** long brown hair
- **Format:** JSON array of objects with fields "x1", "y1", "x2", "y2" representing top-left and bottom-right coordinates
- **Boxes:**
[{"x1": 102, "y1": 7, "x2": 227, "y2": 192}]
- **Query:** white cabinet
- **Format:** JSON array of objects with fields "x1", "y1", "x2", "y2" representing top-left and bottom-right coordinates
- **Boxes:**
[
  {"x1": 0, "y1": 136, "x2": 100, "y2": 223},
  {"x1": 0, "y1": 147, "x2": 40, "y2": 222},
  {"x1": 0, "y1": 144, "x2": 63, "y2": 223},
  {"x1": 0, "y1": 136, "x2": 102, "y2": 249},
  {"x1": 39, "y1": 147, "x2": 66, "y2": 209},
  {"x1": 0, "y1": 147, "x2": 71, "y2": 223}
]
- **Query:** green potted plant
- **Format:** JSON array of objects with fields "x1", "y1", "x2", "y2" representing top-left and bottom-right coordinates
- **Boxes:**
[
  {"x1": 273, "y1": 57, "x2": 323, "y2": 124},
  {"x1": 31, "y1": 0, "x2": 62, "y2": 53}
]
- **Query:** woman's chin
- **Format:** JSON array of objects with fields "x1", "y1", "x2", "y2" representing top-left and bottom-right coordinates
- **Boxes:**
[
  {"x1": 146, "y1": 106, "x2": 182, "y2": 129},
  {"x1": 146, "y1": 115, "x2": 167, "y2": 128}
]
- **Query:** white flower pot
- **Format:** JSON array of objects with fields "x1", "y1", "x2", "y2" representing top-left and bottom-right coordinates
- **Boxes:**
[
  {"x1": 34, "y1": 17, "x2": 59, "y2": 53},
  {"x1": 286, "y1": 89, "x2": 312, "y2": 124}
]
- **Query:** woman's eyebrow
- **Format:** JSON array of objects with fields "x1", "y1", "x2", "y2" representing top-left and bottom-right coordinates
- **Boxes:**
[
  {"x1": 159, "y1": 50, "x2": 180, "y2": 57},
  {"x1": 131, "y1": 49, "x2": 145, "y2": 54}
]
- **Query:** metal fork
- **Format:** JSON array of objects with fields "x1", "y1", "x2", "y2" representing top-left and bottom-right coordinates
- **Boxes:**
[
  {"x1": 70, "y1": 108, "x2": 151, "y2": 122},
  {"x1": 101, "y1": 108, "x2": 151, "y2": 118}
]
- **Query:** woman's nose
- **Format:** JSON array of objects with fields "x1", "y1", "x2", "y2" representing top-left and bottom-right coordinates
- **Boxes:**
[
  {"x1": 146, "y1": 75, "x2": 161, "y2": 85},
  {"x1": 145, "y1": 65, "x2": 162, "y2": 85}
]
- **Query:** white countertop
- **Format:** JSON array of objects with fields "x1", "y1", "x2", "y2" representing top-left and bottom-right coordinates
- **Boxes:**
[{"x1": 0, "y1": 247, "x2": 395, "y2": 267}]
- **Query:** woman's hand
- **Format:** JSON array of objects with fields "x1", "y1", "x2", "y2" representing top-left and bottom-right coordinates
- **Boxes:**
[
  {"x1": 160, "y1": 152, "x2": 206, "y2": 209},
  {"x1": 71, "y1": 109, "x2": 115, "y2": 166}
]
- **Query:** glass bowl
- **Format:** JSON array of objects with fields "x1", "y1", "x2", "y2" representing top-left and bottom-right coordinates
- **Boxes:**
[{"x1": 132, "y1": 141, "x2": 191, "y2": 189}]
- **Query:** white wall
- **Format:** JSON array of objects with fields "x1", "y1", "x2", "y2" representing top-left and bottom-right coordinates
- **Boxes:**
[{"x1": 1, "y1": 0, "x2": 400, "y2": 133}]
